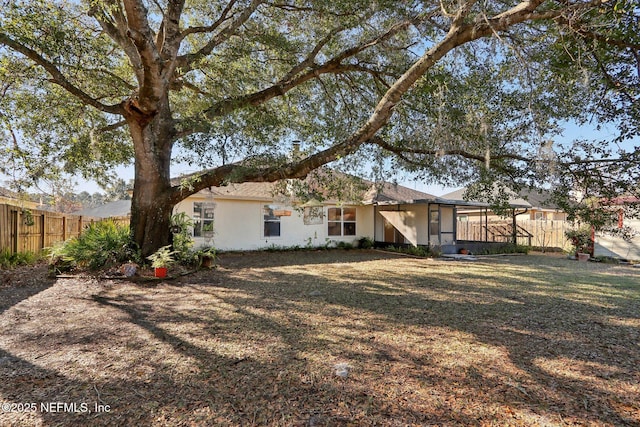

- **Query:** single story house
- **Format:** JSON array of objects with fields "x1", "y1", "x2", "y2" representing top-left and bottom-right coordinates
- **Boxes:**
[
  {"x1": 173, "y1": 175, "x2": 534, "y2": 253},
  {"x1": 77, "y1": 174, "x2": 538, "y2": 254}
]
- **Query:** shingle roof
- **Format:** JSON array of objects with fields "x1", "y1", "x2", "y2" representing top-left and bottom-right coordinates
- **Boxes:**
[
  {"x1": 180, "y1": 169, "x2": 436, "y2": 204},
  {"x1": 440, "y1": 186, "x2": 561, "y2": 209},
  {"x1": 73, "y1": 199, "x2": 132, "y2": 218}
]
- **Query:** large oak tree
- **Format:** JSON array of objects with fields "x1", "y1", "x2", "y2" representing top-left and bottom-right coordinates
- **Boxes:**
[{"x1": 1, "y1": 0, "x2": 638, "y2": 256}]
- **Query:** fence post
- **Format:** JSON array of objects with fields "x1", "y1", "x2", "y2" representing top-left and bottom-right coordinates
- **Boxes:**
[
  {"x1": 12, "y1": 208, "x2": 18, "y2": 254},
  {"x1": 40, "y1": 213, "x2": 46, "y2": 252}
]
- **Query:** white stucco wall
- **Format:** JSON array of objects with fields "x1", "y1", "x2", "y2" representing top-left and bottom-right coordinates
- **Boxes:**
[
  {"x1": 175, "y1": 196, "x2": 374, "y2": 251},
  {"x1": 594, "y1": 219, "x2": 640, "y2": 261}
]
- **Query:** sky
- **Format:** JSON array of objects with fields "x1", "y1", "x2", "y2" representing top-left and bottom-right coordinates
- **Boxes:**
[
  {"x1": 74, "y1": 119, "x2": 636, "y2": 196},
  {"x1": 2, "y1": 119, "x2": 636, "y2": 199}
]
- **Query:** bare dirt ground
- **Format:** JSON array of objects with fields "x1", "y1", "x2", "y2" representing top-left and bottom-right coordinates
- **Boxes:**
[{"x1": 0, "y1": 250, "x2": 638, "y2": 426}]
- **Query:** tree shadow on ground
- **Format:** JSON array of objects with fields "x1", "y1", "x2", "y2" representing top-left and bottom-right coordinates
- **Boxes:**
[
  {"x1": 0, "y1": 252, "x2": 638, "y2": 425},
  {"x1": 0, "y1": 265, "x2": 55, "y2": 315}
]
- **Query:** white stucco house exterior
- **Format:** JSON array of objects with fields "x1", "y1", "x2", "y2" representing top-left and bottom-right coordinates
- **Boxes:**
[
  {"x1": 593, "y1": 196, "x2": 640, "y2": 261},
  {"x1": 173, "y1": 178, "x2": 440, "y2": 251},
  {"x1": 77, "y1": 173, "x2": 539, "y2": 254},
  {"x1": 173, "y1": 176, "x2": 533, "y2": 253},
  {"x1": 174, "y1": 180, "x2": 376, "y2": 251}
]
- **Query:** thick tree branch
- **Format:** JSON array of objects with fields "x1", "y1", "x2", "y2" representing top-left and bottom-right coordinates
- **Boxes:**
[
  {"x1": 89, "y1": 0, "x2": 144, "y2": 84},
  {"x1": 122, "y1": 0, "x2": 165, "y2": 111},
  {"x1": 170, "y1": 0, "x2": 563, "y2": 201},
  {"x1": 176, "y1": 0, "x2": 264, "y2": 73},
  {"x1": 176, "y1": 15, "x2": 421, "y2": 135},
  {"x1": 0, "y1": 33, "x2": 123, "y2": 115}
]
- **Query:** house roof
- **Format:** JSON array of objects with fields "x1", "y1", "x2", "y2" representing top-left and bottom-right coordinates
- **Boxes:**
[
  {"x1": 181, "y1": 169, "x2": 437, "y2": 205},
  {"x1": 363, "y1": 182, "x2": 435, "y2": 204},
  {"x1": 440, "y1": 186, "x2": 563, "y2": 210},
  {"x1": 73, "y1": 199, "x2": 132, "y2": 218}
]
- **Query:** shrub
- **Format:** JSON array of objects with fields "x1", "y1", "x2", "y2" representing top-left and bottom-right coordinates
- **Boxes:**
[
  {"x1": 0, "y1": 250, "x2": 39, "y2": 269},
  {"x1": 336, "y1": 241, "x2": 354, "y2": 250},
  {"x1": 358, "y1": 237, "x2": 374, "y2": 249},
  {"x1": 565, "y1": 226, "x2": 593, "y2": 254},
  {"x1": 171, "y1": 212, "x2": 195, "y2": 264},
  {"x1": 47, "y1": 219, "x2": 138, "y2": 270},
  {"x1": 475, "y1": 243, "x2": 531, "y2": 255},
  {"x1": 384, "y1": 245, "x2": 441, "y2": 258}
]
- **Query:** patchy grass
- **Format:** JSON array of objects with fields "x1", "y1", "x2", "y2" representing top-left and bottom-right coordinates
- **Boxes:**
[{"x1": 0, "y1": 251, "x2": 638, "y2": 426}]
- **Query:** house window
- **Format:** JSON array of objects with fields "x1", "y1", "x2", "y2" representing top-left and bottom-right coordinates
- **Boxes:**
[
  {"x1": 534, "y1": 211, "x2": 546, "y2": 220},
  {"x1": 264, "y1": 205, "x2": 281, "y2": 237},
  {"x1": 193, "y1": 202, "x2": 215, "y2": 237},
  {"x1": 328, "y1": 207, "x2": 356, "y2": 236},
  {"x1": 430, "y1": 209, "x2": 439, "y2": 235}
]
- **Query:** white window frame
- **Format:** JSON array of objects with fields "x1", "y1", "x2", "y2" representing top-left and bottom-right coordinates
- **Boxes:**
[
  {"x1": 193, "y1": 202, "x2": 215, "y2": 237},
  {"x1": 263, "y1": 205, "x2": 281, "y2": 237},
  {"x1": 327, "y1": 206, "x2": 356, "y2": 236}
]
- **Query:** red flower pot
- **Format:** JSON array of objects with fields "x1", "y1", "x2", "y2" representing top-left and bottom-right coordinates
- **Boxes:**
[{"x1": 154, "y1": 267, "x2": 168, "y2": 278}]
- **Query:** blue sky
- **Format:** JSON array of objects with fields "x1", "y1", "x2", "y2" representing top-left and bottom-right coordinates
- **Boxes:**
[{"x1": 2, "y1": 119, "x2": 636, "y2": 197}]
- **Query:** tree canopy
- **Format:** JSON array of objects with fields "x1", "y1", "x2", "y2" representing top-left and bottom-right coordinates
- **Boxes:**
[{"x1": 1, "y1": 0, "x2": 638, "y2": 255}]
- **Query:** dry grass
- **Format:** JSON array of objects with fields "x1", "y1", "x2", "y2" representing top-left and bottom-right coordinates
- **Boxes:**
[{"x1": 0, "y1": 250, "x2": 638, "y2": 426}]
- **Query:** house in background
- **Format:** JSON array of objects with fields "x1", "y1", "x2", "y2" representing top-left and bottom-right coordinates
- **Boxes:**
[
  {"x1": 593, "y1": 196, "x2": 640, "y2": 261},
  {"x1": 441, "y1": 187, "x2": 567, "y2": 221},
  {"x1": 73, "y1": 199, "x2": 132, "y2": 219},
  {"x1": 440, "y1": 186, "x2": 571, "y2": 250}
]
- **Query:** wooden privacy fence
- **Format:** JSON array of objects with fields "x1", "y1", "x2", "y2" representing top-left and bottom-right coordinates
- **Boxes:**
[
  {"x1": 457, "y1": 219, "x2": 573, "y2": 250},
  {"x1": 0, "y1": 203, "x2": 129, "y2": 255}
]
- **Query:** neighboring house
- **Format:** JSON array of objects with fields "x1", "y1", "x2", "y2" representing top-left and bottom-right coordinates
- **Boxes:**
[
  {"x1": 74, "y1": 199, "x2": 132, "y2": 218},
  {"x1": 593, "y1": 196, "x2": 640, "y2": 261},
  {"x1": 441, "y1": 187, "x2": 567, "y2": 221},
  {"x1": 0, "y1": 186, "x2": 43, "y2": 210}
]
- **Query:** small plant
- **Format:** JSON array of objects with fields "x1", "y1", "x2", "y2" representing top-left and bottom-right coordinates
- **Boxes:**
[
  {"x1": 147, "y1": 245, "x2": 176, "y2": 268},
  {"x1": 195, "y1": 246, "x2": 216, "y2": 268},
  {"x1": 0, "y1": 250, "x2": 39, "y2": 269},
  {"x1": 22, "y1": 209, "x2": 35, "y2": 226},
  {"x1": 336, "y1": 241, "x2": 354, "y2": 250},
  {"x1": 171, "y1": 212, "x2": 195, "y2": 263},
  {"x1": 565, "y1": 226, "x2": 593, "y2": 255}
]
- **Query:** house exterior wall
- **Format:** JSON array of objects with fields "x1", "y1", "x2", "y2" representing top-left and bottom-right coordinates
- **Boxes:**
[
  {"x1": 594, "y1": 218, "x2": 640, "y2": 261},
  {"x1": 375, "y1": 204, "x2": 429, "y2": 246},
  {"x1": 175, "y1": 196, "x2": 374, "y2": 251}
]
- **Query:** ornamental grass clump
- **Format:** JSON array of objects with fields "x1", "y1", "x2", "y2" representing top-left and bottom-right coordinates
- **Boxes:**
[{"x1": 47, "y1": 219, "x2": 138, "y2": 271}]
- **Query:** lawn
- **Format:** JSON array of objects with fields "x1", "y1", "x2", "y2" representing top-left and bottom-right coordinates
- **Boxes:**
[{"x1": 0, "y1": 250, "x2": 638, "y2": 426}]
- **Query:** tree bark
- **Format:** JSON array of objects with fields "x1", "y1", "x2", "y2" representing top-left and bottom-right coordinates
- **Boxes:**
[{"x1": 125, "y1": 97, "x2": 176, "y2": 258}]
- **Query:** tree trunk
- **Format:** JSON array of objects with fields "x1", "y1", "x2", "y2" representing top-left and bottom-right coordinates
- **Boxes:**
[{"x1": 125, "y1": 99, "x2": 176, "y2": 258}]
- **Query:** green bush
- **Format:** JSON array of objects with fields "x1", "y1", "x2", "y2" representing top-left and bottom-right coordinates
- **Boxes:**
[
  {"x1": 384, "y1": 245, "x2": 441, "y2": 258},
  {"x1": 47, "y1": 219, "x2": 138, "y2": 270},
  {"x1": 171, "y1": 212, "x2": 195, "y2": 264},
  {"x1": 358, "y1": 237, "x2": 374, "y2": 249},
  {"x1": 475, "y1": 244, "x2": 531, "y2": 255},
  {"x1": 0, "y1": 250, "x2": 39, "y2": 269}
]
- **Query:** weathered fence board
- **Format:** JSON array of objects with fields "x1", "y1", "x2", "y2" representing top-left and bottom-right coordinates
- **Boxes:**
[
  {"x1": 0, "y1": 203, "x2": 129, "y2": 255},
  {"x1": 457, "y1": 219, "x2": 572, "y2": 250}
]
